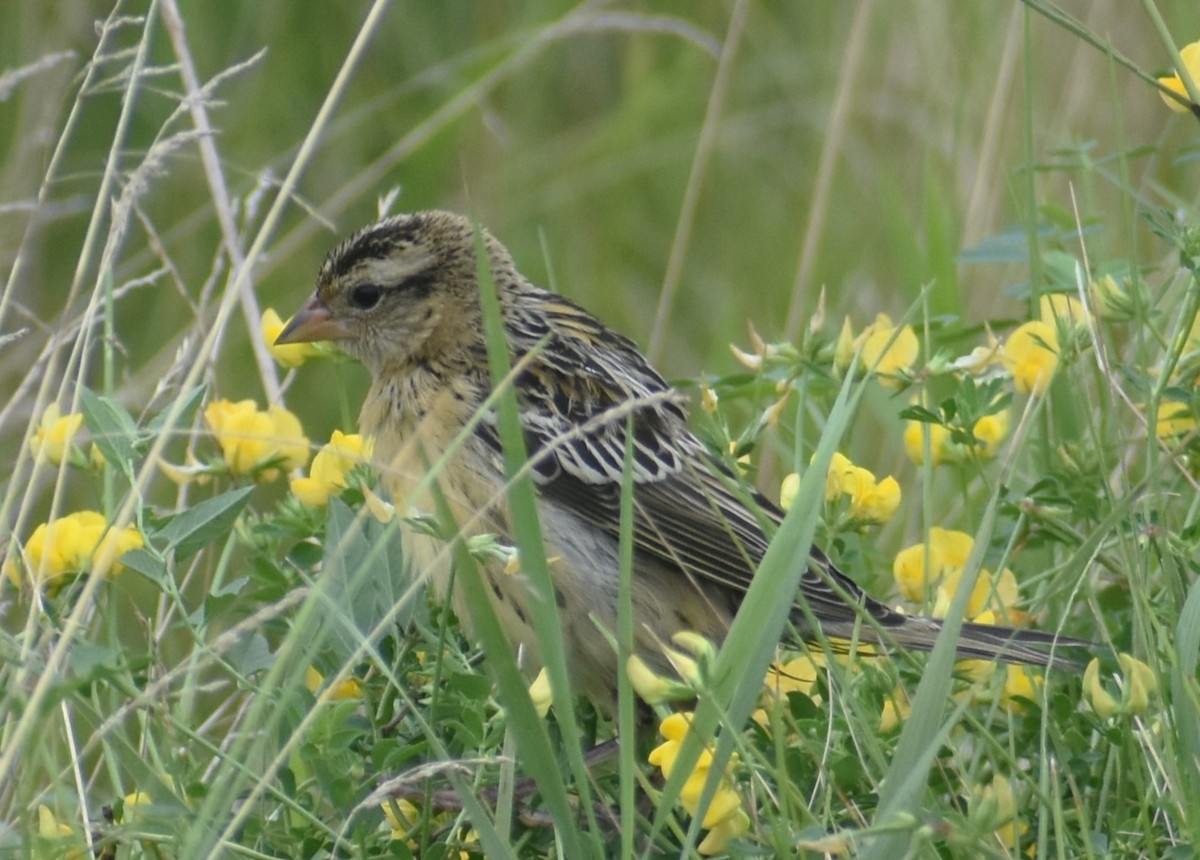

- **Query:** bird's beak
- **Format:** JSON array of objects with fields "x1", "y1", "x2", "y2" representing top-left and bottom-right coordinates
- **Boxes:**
[{"x1": 275, "y1": 295, "x2": 351, "y2": 344}]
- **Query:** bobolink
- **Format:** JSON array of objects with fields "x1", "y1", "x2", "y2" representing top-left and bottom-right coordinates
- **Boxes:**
[{"x1": 278, "y1": 210, "x2": 1084, "y2": 707}]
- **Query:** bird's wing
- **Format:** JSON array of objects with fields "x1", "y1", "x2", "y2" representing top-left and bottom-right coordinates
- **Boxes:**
[{"x1": 478, "y1": 290, "x2": 898, "y2": 631}]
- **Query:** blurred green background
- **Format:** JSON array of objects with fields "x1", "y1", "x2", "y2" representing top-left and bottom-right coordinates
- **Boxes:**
[{"x1": 2, "y1": 0, "x2": 1198, "y2": 444}]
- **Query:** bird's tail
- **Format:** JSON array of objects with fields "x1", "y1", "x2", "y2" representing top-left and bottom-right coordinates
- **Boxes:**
[{"x1": 871, "y1": 614, "x2": 1089, "y2": 671}]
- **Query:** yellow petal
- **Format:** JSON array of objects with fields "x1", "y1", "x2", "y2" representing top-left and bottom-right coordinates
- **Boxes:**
[
  {"x1": 1001, "y1": 321, "x2": 1059, "y2": 395},
  {"x1": 698, "y1": 807, "x2": 750, "y2": 855},
  {"x1": 858, "y1": 313, "x2": 918, "y2": 383},
  {"x1": 903, "y1": 420, "x2": 950, "y2": 466},
  {"x1": 263, "y1": 308, "x2": 320, "y2": 368},
  {"x1": 1159, "y1": 41, "x2": 1200, "y2": 112},
  {"x1": 528, "y1": 668, "x2": 553, "y2": 718},
  {"x1": 627, "y1": 655, "x2": 682, "y2": 704},
  {"x1": 779, "y1": 472, "x2": 800, "y2": 511},
  {"x1": 1038, "y1": 294, "x2": 1088, "y2": 329}
]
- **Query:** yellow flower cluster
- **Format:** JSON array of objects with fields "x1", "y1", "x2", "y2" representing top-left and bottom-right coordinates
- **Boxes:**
[
  {"x1": 969, "y1": 774, "x2": 1027, "y2": 850},
  {"x1": 204, "y1": 399, "x2": 309, "y2": 481},
  {"x1": 892, "y1": 528, "x2": 1020, "y2": 620},
  {"x1": 381, "y1": 797, "x2": 478, "y2": 857},
  {"x1": 648, "y1": 713, "x2": 750, "y2": 855},
  {"x1": 261, "y1": 308, "x2": 322, "y2": 368},
  {"x1": 4, "y1": 511, "x2": 143, "y2": 596},
  {"x1": 1000, "y1": 320, "x2": 1059, "y2": 395},
  {"x1": 1158, "y1": 40, "x2": 1200, "y2": 112},
  {"x1": 834, "y1": 313, "x2": 919, "y2": 386},
  {"x1": 37, "y1": 805, "x2": 84, "y2": 858},
  {"x1": 752, "y1": 653, "x2": 824, "y2": 730},
  {"x1": 29, "y1": 403, "x2": 84, "y2": 465},
  {"x1": 825, "y1": 452, "x2": 902, "y2": 523},
  {"x1": 1038, "y1": 293, "x2": 1089, "y2": 331},
  {"x1": 886, "y1": 528, "x2": 1042, "y2": 715},
  {"x1": 780, "y1": 453, "x2": 901, "y2": 526},
  {"x1": 944, "y1": 297, "x2": 1074, "y2": 396},
  {"x1": 290, "y1": 430, "x2": 373, "y2": 506},
  {"x1": 304, "y1": 666, "x2": 364, "y2": 702},
  {"x1": 626, "y1": 631, "x2": 713, "y2": 705},
  {"x1": 1082, "y1": 653, "x2": 1157, "y2": 719}
]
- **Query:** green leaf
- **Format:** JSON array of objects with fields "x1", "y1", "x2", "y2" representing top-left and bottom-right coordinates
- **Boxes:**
[
  {"x1": 116, "y1": 548, "x2": 167, "y2": 584},
  {"x1": 318, "y1": 498, "x2": 410, "y2": 662},
  {"x1": 898, "y1": 405, "x2": 941, "y2": 424},
  {"x1": 157, "y1": 487, "x2": 255, "y2": 560},
  {"x1": 230, "y1": 632, "x2": 275, "y2": 677},
  {"x1": 145, "y1": 384, "x2": 207, "y2": 437},
  {"x1": 79, "y1": 387, "x2": 140, "y2": 470}
]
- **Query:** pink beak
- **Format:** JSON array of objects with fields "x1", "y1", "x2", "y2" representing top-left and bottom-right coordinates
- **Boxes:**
[{"x1": 275, "y1": 295, "x2": 351, "y2": 344}]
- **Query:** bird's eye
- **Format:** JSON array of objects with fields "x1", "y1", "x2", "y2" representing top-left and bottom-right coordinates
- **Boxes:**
[{"x1": 349, "y1": 284, "x2": 382, "y2": 310}]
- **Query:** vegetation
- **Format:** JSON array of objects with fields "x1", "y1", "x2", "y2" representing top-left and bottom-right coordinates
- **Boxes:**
[{"x1": 2, "y1": 1, "x2": 1199, "y2": 857}]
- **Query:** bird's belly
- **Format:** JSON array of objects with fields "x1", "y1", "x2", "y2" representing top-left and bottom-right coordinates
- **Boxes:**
[
  {"x1": 369, "y1": 410, "x2": 734, "y2": 707},
  {"x1": 536, "y1": 499, "x2": 736, "y2": 709}
]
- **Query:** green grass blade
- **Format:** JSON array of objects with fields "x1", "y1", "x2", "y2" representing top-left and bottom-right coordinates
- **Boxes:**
[{"x1": 471, "y1": 220, "x2": 600, "y2": 856}]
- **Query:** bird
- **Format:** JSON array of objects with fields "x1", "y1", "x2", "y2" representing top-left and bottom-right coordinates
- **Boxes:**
[{"x1": 276, "y1": 210, "x2": 1086, "y2": 709}]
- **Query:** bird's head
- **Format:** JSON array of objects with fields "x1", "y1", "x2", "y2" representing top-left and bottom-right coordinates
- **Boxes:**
[{"x1": 276, "y1": 210, "x2": 506, "y2": 375}]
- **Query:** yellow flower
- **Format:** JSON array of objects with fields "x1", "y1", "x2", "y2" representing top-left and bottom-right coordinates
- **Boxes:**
[
  {"x1": 949, "y1": 326, "x2": 1002, "y2": 374},
  {"x1": 29, "y1": 403, "x2": 84, "y2": 465},
  {"x1": 1038, "y1": 294, "x2": 1089, "y2": 330},
  {"x1": 37, "y1": 805, "x2": 84, "y2": 858},
  {"x1": 669, "y1": 630, "x2": 715, "y2": 682},
  {"x1": 846, "y1": 471, "x2": 901, "y2": 524},
  {"x1": 382, "y1": 797, "x2": 422, "y2": 843},
  {"x1": 904, "y1": 412, "x2": 1008, "y2": 466},
  {"x1": 362, "y1": 485, "x2": 396, "y2": 523},
  {"x1": 903, "y1": 420, "x2": 951, "y2": 466},
  {"x1": 1158, "y1": 40, "x2": 1200, "y2": 112},
  {"x1": 755, "y1": 654, "x2": 824, "y2": 725},
  {"x1": 204, "y1": 399, "x2": 309, "y2": 480},
  {"x1": 970, "y1": 775, "x2": 1026, "y2": 849},
  {"x1": 697, "y1": 808, "x2": 751, "y2": 855},
  {"x1": 729, "y1": 344, "x2": 763, "y2": 372},
  {"x1": 933, "y1": 566, "x2": 1019, "y2": 621},
  {"x1": 1000, "y1": 664, "x2": 1041, "y2": 713},
  {"x1": 892, "y1": 528, "x2": 974, "y2": 603},
  {"x1": 833, "y1": 316, "x2": 856, "y2": 374},
  {"x1": 528, "y1": 668, "x2": 553, "y2": 718},
  {"x1": 879, "y1": 685, "x2": 911, "y2": 732},
  {"x1": 5, "y1": 511, "x2": 143, "y2": 595},
  {"x1": 1154, "y1": 402, "x2": 1196, "y2": 439},
  {"x1": 627, "y1": 655, "x2": 674, "y2": 704},
  {"x1": 1001, "y1": 320, "x2": 1059, "y2": 395},
  {"x1": 973, "y1": 412, "x2": 1009, "y2": 458},
  {"x1": 824, "y1": 452, "x2": 855, "y2": 502},
  {"x1": 262, "y1": 308, "x2": 321, "y2": 368},
  {"x1": 822, "y1": 453, "x2": 901, "y2": 525},
  {"x1": 1089, "y1": 275, "x2": 1133, "y2": 320},
  {"x1": 382, "y1": 798, "x2": 475, "y2": 858},
  {"x1": 764, "y1": 655, "x2": 821, "y2": 700},
  {"x1": 648, "y1": 712, "x2": 747, "y2": 855},
  {"x1": 779, "y1": 472, "x2": 800, "y2": 511},
  {"x1": 304, "y1": 666, "x2": 363, "y2": 702},
  {"x1": 121, "y1": 791, "x2": 152, "y2": 824},
  {"x1": 291, "y1": 431, "x2": 373, "y2": 506},
  {"x1": 893, "y1": 543, "x2": 934, "y2": 603},
  {"x1": 856, "y1": 313, "x2": 918, "y2": 385},
  {"x1": 1083, "y1": 653, "x2": 1157, "y2": 719}
]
